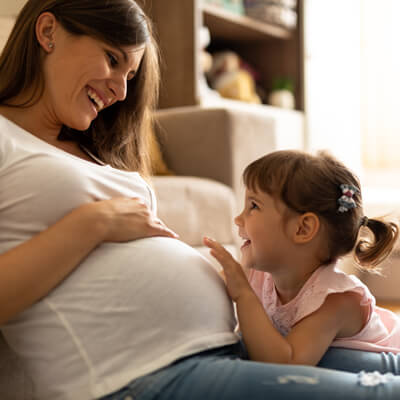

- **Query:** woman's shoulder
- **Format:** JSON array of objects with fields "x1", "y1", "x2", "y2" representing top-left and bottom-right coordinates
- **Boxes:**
[
  {"x1": 0, "y1": 113, "x2": 26, "y2": 144},
  {"x1": 0, "y1": 114, "x2": 18, "y2": 156}
]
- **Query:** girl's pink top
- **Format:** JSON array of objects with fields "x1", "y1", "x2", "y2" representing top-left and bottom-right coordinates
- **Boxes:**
[{"x1": 248, "y1": 264, "x2": 400, "y2": 353}]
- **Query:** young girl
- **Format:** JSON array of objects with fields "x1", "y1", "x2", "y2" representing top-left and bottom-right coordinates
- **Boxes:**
[{"x1": 204, "y1": 149, "x2": 400, "y2": 366}]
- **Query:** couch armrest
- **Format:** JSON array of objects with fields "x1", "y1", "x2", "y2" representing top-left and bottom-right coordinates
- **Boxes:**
[{"x1": 154, "y1": 105, "x2": 304, "y2": 208}]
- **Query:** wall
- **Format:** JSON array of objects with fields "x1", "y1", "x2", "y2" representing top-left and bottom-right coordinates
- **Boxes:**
[
  {"x1": 0, "y1": 0, "x2": 26, "y2": 16},
  {"x1": 303, "y1": 0, "x2": 362, "y2": 175},
  {"x1": 0, "y1": 1, "x2": 26, "y2": 51}
]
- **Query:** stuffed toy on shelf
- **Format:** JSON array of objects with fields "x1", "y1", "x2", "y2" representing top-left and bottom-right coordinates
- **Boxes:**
[{"x1": 206, "y1": 51, "x2": 262, "y2": 104}]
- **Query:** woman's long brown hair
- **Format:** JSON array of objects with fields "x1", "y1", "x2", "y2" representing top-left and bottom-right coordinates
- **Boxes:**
[{"x1": 0, "y1": 0, "x2": 160, "y2": 173}]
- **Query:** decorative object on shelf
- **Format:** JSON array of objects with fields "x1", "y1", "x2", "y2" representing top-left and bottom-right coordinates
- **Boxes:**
[
  {"x1": 206, "y1": 51, "x2": 261, "y2": 104},
  {"x1": 268, "y1": 76, "x2": 295, "y2": 109},
  {"x1": 142, "y1": 0, "x2": 303, "y2": 111},
  {"x1": 198, "y1": 26, "x2": 222, "y2": 103},
  {"x1": 243, "y1": 0, "x2": 297, "y2": 29},
  {"x1": 204, "y1": 0, "x2": 245, "y2": 15}
]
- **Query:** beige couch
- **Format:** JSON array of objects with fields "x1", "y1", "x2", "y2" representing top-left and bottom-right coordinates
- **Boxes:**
[{"x1": 0, "y1": 105, "x2": 304, "y2": 398}]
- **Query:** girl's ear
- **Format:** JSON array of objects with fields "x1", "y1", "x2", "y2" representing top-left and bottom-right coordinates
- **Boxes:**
[
  {"x1": 35, "y1": 12, "x2": 58, "y2": 53},
  {"x1": 293, "y1": 212, "x2": 320, "y2": 244}
]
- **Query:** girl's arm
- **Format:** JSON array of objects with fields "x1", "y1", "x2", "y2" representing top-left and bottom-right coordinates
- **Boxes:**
[
  {"x1": 204, "y1": 237, "x2": 365, "y2": 366},
  {"x1": 283, "y1": 291, "x2": 365, "y2": 365},
  {"x1": 0, "y1": 197, "x2": 177, "y2": 325}
]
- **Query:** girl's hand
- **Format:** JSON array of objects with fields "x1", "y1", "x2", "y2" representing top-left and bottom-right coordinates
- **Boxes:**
[
  {"x1": 88, "y1": 197, "x2": 179, "y2": 242},
  {"x1": 203, "y1": 237, "x2": 253, "y2": 302}
]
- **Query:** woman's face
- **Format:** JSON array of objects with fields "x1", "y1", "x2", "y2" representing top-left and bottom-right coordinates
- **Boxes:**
[{"x1": 42, "y1": 23, "x2": 145, "y2": 131}]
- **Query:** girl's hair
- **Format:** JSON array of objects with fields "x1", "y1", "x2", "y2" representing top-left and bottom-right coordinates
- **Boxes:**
[
  {"x1": 243, "y1": 150, "x2": 399, "y2": 270},
  {"x1": 0, "y1": 0, "x2": 159, "y2": 173}
]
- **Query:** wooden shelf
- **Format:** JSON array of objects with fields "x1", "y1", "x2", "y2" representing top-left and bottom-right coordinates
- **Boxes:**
[
  {"x1": 142, "y1": 0, "x2": 303, "y2": 110},
  {"x1": 202, "y1": 3, "x2": 292, "y2": 42}
]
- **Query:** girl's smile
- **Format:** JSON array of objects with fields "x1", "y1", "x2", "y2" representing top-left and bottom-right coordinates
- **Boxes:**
[{"x1": 235, "y1": 188, "x2": 294, "y2": 272}]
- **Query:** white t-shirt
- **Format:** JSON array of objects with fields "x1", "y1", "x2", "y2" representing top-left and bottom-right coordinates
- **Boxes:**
[{"x1": 0, "y1": 115, "x2": 238, "y2": 400}]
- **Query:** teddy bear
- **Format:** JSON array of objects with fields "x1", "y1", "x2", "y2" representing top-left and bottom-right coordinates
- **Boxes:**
[{"x1": 206, "y1": 50, "x2": 262, "y2": 104}]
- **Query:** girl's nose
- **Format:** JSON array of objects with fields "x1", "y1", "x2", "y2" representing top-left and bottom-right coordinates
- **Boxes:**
[{"x1": 234, "y1": 213, "x2": 243, "y2": 227}]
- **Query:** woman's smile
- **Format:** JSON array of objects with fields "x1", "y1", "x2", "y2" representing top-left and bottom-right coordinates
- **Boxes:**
[{"x1": 86, "y1": 86, "x2": 106, "y2": 111}]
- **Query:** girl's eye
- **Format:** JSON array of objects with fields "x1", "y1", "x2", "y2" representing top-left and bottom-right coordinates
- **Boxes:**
[
  {"x1": 250, "y1": 201, "x2": 259, "y2": 210},
  {"x1": 107, "y1": 52, "x2": 118, "y2": 67}
]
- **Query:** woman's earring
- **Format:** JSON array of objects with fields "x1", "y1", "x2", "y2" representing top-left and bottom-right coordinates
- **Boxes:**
[{"x1": 48, "y1": 42, "x2": 54, "y2": 50}]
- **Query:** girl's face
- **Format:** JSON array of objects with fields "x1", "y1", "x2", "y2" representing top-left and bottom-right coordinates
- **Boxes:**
[
  {"x1": 235, "y1": 187, "x2": 295, "y2": 272},
  {"x1": 42, "y1": 24, "x2": 145, "y2": 131}
]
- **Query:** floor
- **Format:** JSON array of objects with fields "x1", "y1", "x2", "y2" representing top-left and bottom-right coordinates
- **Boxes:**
[{"x1": 378, "y1": 302, "x2": 400, "y2": 317}]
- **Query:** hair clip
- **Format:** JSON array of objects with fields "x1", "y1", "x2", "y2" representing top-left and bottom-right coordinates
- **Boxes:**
[{"x1": 337, "y1": 184, "x2": 359, "y2": 213}]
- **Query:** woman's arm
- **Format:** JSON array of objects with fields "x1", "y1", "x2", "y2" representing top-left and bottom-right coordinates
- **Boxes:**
[
  {"x1": 203, "y1": 237, "x2": 365, "y2": 366},
  {"x1": 0, "y1": 197, "x2": 177, "y2": 325}
]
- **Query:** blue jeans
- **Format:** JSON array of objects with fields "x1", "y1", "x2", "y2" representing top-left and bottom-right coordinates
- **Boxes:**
[{"x1": 100, "y1": 343, "x2": 400, "y2": 400}]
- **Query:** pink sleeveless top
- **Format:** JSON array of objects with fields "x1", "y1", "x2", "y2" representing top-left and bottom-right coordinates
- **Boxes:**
[{"x1": 248, "y1": 264, "x2": 400, "y2": 353}]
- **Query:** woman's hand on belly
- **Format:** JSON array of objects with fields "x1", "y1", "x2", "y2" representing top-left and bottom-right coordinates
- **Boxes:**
[
  {"x1": 1, "y1": 196, "x2": 179, "y2": 324},
  {"x1": 90, "y1": 197, "x2": 179, "y2": 242}
]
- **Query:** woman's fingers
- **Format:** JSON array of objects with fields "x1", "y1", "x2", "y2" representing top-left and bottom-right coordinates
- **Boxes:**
[
  {"x1": 137, "y1": 210, "x2": 178, "y2": 238},
  {"x1": 97, "y1": 197, "x2": 179, "y2": 242},
  {"x1": 149, "y1": 217, "x2": 179, "y2": 238}
]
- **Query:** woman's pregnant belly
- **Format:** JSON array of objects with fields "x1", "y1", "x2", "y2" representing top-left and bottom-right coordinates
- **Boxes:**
[
  {"x1": 3, "y1": 237, "x2": 237, "y2": 393},
  {"x1": 50, "y1": 235, "x2": 237, "y2": 338}
]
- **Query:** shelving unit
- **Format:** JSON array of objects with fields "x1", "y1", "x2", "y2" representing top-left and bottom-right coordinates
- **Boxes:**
[
  {"x1": 142, "y1": 0, "x2": 304, "y2": 111},
  {"x1": 202, "y1": 3, "x2": 291, "y2": 40}
]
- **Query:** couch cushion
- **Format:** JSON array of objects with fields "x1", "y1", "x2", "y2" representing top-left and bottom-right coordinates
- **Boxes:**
[
  {"x1": 152, "y1": 176, "x2": 236, "y2": 247},
  {"x1": 155, "y1": 106, "x2": 304, "y2": 211}
]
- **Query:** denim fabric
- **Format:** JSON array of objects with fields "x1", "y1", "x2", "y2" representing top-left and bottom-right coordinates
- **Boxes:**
[
  {"x1": 100, "y1": 345, "x2": 400, "y2": 400},
  {"x1": 318, "y1": 347, "x2": 400, "y2": 374}
]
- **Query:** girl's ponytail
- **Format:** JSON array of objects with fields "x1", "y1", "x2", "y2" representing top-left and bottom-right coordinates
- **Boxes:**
[{"x1": 354, "y1": 217, "x2": 399, "y2": 270}]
